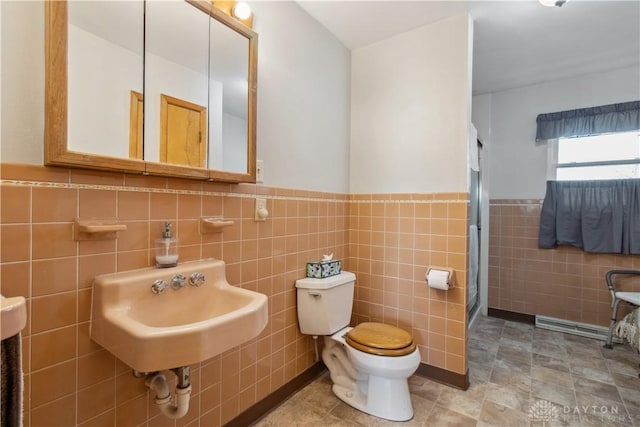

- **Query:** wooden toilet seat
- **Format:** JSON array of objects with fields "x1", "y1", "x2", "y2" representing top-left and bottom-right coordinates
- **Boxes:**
[{"x1": 345, "y1": 322, "x2": 416, "y2": 357}]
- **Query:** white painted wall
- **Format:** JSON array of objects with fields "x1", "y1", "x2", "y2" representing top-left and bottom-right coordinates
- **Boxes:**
[
  {"x1": 222, "y1": 112, "x2": 247, "y2": 173},
  {"x1": 251, "y1": 1, "x2": 350, "y2": 193},
  {"x1": 1, "y1": 1, "x2": 351, "y2": 193},
  {"x1": 350, "y1": 13, "x2": 472, "y2": 194},
  {"x1": 485, "y1": 65, "x2": 640, "y2": 200},
  {"x1": 472, "y1": 94, "x2": 491, "y2": 147},
  {"x1": 68, "y1": 25, "x2": 142, "y2": 158},
  {"x1": 0, "y1": 1, "x2": 2, "y2": 163},
  {"x1": 1, "y1": 1, "x2": 44, "y2": 164},
  {"x1": 209, "y1": 79, "x2": 224, "y2": 170}
]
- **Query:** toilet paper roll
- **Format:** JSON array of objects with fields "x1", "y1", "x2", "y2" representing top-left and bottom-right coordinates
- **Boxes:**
[{"x1": 427, "y1": 269, "x2": 450, "y2": 290}]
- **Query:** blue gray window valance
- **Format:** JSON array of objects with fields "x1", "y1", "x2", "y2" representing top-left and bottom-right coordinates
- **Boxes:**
[
  {"x1": 539, "y1": 179, "x2": 640, "y2": 254},
  {"x1": 535, "y1": 100, "x2": 640, "y2": 142}
]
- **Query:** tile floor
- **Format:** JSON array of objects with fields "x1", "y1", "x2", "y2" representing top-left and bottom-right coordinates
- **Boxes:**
[{"x1": 253, "y1": 315, "x2": 640, "y2": 426}]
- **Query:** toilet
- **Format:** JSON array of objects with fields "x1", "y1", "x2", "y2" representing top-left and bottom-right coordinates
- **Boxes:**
[{"x1": 296, "y1": 271, "x2": 420, "y2": 422}]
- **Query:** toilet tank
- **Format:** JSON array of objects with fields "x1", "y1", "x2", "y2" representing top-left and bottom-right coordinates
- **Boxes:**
[{"x1": 295, "y1": 271, "x2": 356, "y2": 336}]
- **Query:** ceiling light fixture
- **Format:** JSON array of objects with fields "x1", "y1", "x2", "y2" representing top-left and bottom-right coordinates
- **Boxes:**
[
  {"x1": 539, "y1": 0, "x2": 568, "y2": 7},
  {"x1": 213, "y1": 1, "x2": 254, "y2": 28},
  {"x1": 232, "y1": 2, "x2": 252, "y2": 20}
]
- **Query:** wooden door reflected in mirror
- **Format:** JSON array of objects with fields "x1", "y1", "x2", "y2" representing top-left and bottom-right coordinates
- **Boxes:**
[
  {"x1": 129, "y1": 91, "x2": 144, "y2": 160},
  {"x1": 160, "y1": 94, "x2": 207, "y2": 168}
]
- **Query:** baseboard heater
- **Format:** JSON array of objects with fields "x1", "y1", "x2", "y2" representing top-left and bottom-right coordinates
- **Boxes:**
[{"x1": 535, "y1": 315, "x2": 622, "y2": 344}]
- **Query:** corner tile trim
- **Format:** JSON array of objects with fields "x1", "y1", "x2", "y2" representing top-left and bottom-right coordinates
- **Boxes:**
[
  {"x1": 0, "y1": 179, "x2": 341, "y2": 203},
  {"x1": 2, "y1": 179, "x2": 468, "y2": 205}
]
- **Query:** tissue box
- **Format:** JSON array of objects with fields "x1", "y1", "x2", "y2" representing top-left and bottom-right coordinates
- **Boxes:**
[{"x1": 306, "y1": 260, "x2": 342, "y2": 278}]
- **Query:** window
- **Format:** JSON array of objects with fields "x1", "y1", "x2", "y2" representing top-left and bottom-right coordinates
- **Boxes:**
[{"x1": 548, "y1": 131, "x2": 640, "y2": 180}]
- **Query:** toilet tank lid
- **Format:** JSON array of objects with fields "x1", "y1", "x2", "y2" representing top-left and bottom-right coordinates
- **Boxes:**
[{"x1": 295, "y1": 271, "x2": 356, "y2": 290}]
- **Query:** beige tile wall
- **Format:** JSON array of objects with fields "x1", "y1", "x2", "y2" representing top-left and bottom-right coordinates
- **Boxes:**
[
  {"x1": 1, "y1": 164, "x2": 348, "y2": 427},
  {"x1": 348, "y1": 193, "x2": 469, "y2": 375},
  {"x1": 0, "y1": 163, "x2": 470, "y2": 426},
  {"x1": 488, "y1": 199, "x2": 640, "y2": 326}
]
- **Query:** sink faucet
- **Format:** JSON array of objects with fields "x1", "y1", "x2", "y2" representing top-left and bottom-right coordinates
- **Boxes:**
[
  {"x1": 151, "y1": 279, "x2": 168, "y2": 294},
  {"x1": 151, "y1": 273, "x2": 205, "y2": 294},
  {"x1": 190, "y1": 272, "x2": 205, "y2": 286}
]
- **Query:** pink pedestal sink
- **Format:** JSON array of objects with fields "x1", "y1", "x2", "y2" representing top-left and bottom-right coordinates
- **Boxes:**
[{"x1": 90, "y1": 259, "x2": 268, "y2": 372}]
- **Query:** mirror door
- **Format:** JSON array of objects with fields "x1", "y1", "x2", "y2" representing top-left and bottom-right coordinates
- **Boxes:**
[
  {"x1": 45, "y1": 0, "x2": 257, "y2": 182},
  {"x1": 144, "y1": 0, "x2": 210, "y2": 177},
  {"x1": 209, "y1": 15, "x2": 250, "y2": 173}
]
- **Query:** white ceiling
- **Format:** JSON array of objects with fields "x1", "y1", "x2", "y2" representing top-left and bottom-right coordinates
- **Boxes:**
[{"x1": 296, "y1": 0, "x2": 640, "y2": 95}]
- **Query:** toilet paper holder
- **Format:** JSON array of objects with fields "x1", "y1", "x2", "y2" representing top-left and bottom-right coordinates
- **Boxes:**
[{"x1": 426, "y1": 267, "x2": 455, "y2": 290}]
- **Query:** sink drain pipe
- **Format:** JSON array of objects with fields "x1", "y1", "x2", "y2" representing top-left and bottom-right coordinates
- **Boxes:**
[{"x1": 142, "y1": 366, "x2": 192, "y2": 419}]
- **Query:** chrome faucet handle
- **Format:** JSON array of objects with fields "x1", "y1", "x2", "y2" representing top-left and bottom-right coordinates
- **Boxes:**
[
  {"x1": 171, "y1": 274, "x2": 187, "y2": 289},
  {"x1": 189, "y1": 272, "x2": 205, "y2": 287},
  {"x1": 151, "y1": 279, "x2": 168, "y2": 294}
]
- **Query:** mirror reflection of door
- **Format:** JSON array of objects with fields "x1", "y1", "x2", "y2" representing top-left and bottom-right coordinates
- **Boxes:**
[
  {"x1": 144, "y1": 0, "x2": 209, "y2": 166},
  {"x1": 129, "y1": 91, "x2": 144, "y2": 159},
  {"x1": 65, "y1": 0, "x2": 255, "y2": 178},
  {"x1": 160, "y1": 94, "x2": 207, "y2": 168},
  {"x1": 67, "y1": 0, "x2": 144, "y2": 158}
]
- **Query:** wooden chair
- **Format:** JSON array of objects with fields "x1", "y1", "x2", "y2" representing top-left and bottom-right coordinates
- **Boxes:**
[{"x1": 604, "y1": 270, "x2": 640, "y2": 349}]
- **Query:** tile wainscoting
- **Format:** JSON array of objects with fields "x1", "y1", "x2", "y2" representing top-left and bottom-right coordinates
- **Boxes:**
[
  {"x1": 349, "y1": 193, "x2": 469, "y2": 376},
  {"x1": 0, "y1": 163, "x2": 469, "y2": 426},
  {"x1": 488, "y1": 199, "x2": 640, "y2": 327}
]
